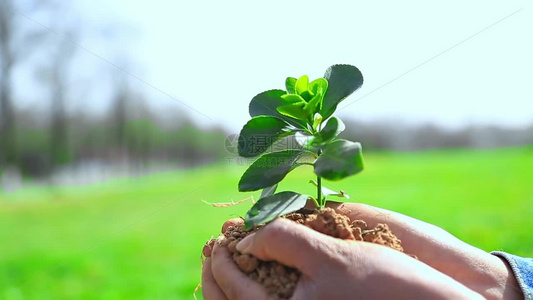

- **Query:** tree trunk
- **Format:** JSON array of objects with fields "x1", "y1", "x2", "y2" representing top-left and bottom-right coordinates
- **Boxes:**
[{"x1": 0, "y1": 5, "x2": 17, "y2": 167}]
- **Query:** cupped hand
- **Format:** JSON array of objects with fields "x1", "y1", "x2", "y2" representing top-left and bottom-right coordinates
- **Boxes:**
[
  {"x1": 328, "y1": 202, "x2": 522, "y2": 299},
  {"x1": 202, "y1": 218, "x2": 269, "y2": 300},
  {"x1": 202, "y1": 215, "x2": 482, "y2": 299}
]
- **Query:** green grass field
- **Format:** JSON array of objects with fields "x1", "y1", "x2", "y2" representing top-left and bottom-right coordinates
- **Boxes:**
[{"x1": 1, "y1": 147, "x2": 532, "y2": 299}]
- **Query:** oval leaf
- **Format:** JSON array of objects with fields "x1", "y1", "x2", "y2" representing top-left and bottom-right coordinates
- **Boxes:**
[
  {"x1": 239, "y1": 150, "x2": 303, "y2": 191},
  {"x1": 295, "y1": 75, "x2": 309, "y2": 95},
  {"x1": 277, "y1": 102, "x2": 309, "y2": 122},
  {"x1": 309, "y1": 78, "x2": 328, "y2": 95},
  {"x1": 285, "y1": 77, "x2": 297, "y2": 94},
  {"x1": 320, "y1": 65, "x2": 364, "y2": 119},
  {"x1": 238, "y1": 116, "x2": 292, "y2": 157},
  {"x1": 280, "y1": 93, "x2": 305, "y2": 104},
  {"x1": 312, "y1": 117, "x2": 345, "y2": 146},
  {"x1": 314, "y1": 139, "x2": 364, "y2": 181},
  {"x1": 244, "y1": 192, "x2": 308, "y2": 229},
  {"x1": 249, "y1": 89, "x2": 307, "y2": 129},
  {"x1": 303, "y1": 92, "x2": 323, "y2": 116}
]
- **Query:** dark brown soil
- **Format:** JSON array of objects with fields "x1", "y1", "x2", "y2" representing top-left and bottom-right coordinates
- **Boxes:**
[{"x1": 215, "y1": 207, "x2": 405, "y2": 299}]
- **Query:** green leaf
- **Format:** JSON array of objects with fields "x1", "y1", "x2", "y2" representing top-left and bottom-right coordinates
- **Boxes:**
[
  {"x1": 249, "y1": 89, "x2": 286, "y2": 118},
  {"x1": 303, "y1": 78, "x2": 328, "y2": 116},
  {"x1": 239, "y1": 150, "x2": 304, "y2": 191},
  {"x1": 295, "y1": 75, "x2": 309, "y2": 95},
  {"x1": 321, "y1": 65, "x2": 363, "y2": 119},
  {"x1": 294, "y1": 117, "x2": 344, "y2": 149},
  {"x1": 249, "y1": 89, "x2": 306, "y2": 129},
  {"x1": 314, "y1": 139, "x2": 364, "y2": 181},
  {"x1": 244, "y1": 192, "x2": 308, "y2": 229},
  {"x1": 238, "y1": 116, "x2": 292, "y2": 157},
  {"x1": 260, "y1": 184, "x2": 278, "y2": 199},
  {"x1": 280, "y1": 93, "x2": 305, "y2": 104},
  {"x1": 309, "y1": 78, "x2": 328, "y2": 95},
  {"x1": 309, "y1": 180, "x2": 350, "y2": 199},
  {"x1": 312, "y1": 117, "x2": 345, "y2": 146},
  {"x1": 285, "y1": 77, "x2": 297, "y2": 94},
  {"x1": 303, "y1": 93, "x2": 322, "y2": 116},
  {"x1": 277, "y1": 102, "x2": 309, "y2": 122}
]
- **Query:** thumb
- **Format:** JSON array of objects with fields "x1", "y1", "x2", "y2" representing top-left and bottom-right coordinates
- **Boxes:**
[{"x1": 236, "y1": 218, "x2": 344, "y2": 276}]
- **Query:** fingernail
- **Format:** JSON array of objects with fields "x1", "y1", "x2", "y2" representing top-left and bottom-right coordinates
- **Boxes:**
[{"x1": 236, "y1": 233, "x2": 255, "y2": 253}]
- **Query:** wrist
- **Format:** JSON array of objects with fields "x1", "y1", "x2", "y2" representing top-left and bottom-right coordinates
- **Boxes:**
[
  {"x1": 462, "y1": 250, "x2": 522, "y2": 300},
  {"x1": 426, "y1": 241, "x2": 522, "y2": 300},
  {"x1": 490, "y1": 252, "x2": 527, "y2": 300}
]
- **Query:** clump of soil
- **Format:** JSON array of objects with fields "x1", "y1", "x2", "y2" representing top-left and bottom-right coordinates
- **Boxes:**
[{"x1": 216, "y1": 208, "x2": 404, "y2": 299}]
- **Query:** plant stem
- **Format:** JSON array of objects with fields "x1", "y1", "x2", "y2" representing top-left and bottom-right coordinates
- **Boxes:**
[
  {"x1": 317, "y1": 175, "x2": 323, "y2": 208},
  {"x1": 311, "y1": 196, "x2": 320, "y2": 208},
  {"x1": 316, "y1": 149, "x2": 323, "y2": 208}
]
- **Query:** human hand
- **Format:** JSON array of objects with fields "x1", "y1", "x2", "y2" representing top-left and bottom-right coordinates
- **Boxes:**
[
  {"x1": 202, "y1": 219, "x2": 271, "y2": 300},
  {"x1": 202, "y1": 215, "x2": 483, "y2": 299},
  {"x1": 327, "y1": 202, "x2": 522, "y2": 299}
]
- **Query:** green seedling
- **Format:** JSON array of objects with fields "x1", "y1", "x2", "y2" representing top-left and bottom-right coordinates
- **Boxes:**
[{"x1": 237, "y1": 64, "x2": 365, "y2": 229}]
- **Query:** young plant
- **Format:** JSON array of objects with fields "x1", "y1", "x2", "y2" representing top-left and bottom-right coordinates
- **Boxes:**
[{"x1": 237, "y1": 64, "x2": 364, "y2": 229}]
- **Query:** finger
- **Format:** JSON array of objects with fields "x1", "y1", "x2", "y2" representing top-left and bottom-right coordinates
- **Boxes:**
[
  {"x1": 236, "y1": 218, "x2": 346, "y2": 276},
  {"x1": 211, "y1": 240, "x2": 269, "y2": 300},
  {"x1": 203, "y1": 238, "x2": 216, "y2": 258},
  {"x1": 222, "y1": 218, "x2": 243, "y2": 233},
  {"x1": 201, "y1": 257, "x2": 228, "y2": 300}
]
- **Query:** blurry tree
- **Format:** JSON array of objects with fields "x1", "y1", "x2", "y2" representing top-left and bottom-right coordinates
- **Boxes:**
[
  {"x1": 0, "y1": 0, "x2": 47, "y2": 168},
  {"x1": 48, "y1": 31, "x2": 77, "y2": 167},
  {"x1": 112, "y1": 81, "x2": 128, "y2": 151},
  {"x1": 109, "y1": 70, "x2": 137, "y2": 156},
  {"x1": 0, "y1": 1, "x2": 19, "y2": 167}
]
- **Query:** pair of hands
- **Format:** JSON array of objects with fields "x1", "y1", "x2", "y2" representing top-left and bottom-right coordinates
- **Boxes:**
[{"x1": 202, "y1": 203, "x2": 522, "y2": 299}]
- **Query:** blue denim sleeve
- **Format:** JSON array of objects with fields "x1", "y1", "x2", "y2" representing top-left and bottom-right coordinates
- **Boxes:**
[{"x1": 491, "y1": 251, "x2": 533, "y2": 300}]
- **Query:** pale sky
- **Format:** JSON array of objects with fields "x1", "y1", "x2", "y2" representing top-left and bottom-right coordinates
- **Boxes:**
[{"x1": 62, "y1": 1, "x2": 533, "y2": 132}]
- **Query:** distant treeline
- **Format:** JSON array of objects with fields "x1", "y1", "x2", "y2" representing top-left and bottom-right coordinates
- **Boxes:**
[
  {"x1": 4, "y1": 103, "x2": 532, "y2": 179},
  {"x1": 341, "y1": 119, "x2": 533, "y2": 151},
  {"x1": 3, "y1": 106, "x2": 229, "y2": 177}
]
